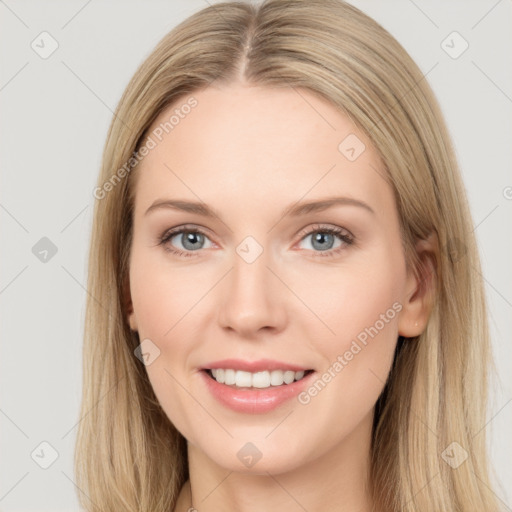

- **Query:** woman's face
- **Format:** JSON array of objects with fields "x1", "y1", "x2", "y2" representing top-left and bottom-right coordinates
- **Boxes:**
[{"x1": 127, "y1": 82, "x2": 424, "y2": 474}]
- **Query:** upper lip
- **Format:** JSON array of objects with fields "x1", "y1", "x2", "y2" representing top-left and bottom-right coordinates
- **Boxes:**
[{"x1": 201, "y1": 358, "x2": 312, "y2": 373}]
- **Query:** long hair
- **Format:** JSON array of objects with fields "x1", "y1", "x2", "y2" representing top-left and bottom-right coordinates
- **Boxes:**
[{"x1": 74, "y1": 1, "x2": 501, "y2": 510}]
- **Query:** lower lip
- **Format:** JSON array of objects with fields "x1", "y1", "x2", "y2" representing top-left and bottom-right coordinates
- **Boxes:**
[{"x1": 200, "y1": 370, "x2": 315, "y2": 414}]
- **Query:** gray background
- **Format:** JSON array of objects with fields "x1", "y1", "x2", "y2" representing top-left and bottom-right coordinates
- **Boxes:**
[{"x1": 1, "y1": 1, "x2": 511, "y2": 510}]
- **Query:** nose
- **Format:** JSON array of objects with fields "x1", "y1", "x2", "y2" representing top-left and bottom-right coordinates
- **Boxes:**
[{"x1": 217, "y1": 244, "x2": 287, "y2": 338}]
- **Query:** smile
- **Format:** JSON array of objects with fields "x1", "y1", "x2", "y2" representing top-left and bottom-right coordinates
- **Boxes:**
[
  {"x1": 207, "y1": 368, "x2": 312, "y2": 388},
  {"x1": 200, "y1": 364, "x2": 316, "y2": 414}
]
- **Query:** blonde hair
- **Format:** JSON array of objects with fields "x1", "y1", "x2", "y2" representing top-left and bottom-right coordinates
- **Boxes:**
[{"x1": 75, "y1": 1, "x2": 501, "y2": 510}]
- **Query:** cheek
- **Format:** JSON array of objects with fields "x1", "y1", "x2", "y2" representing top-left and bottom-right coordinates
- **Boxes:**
[
  {"x1": 295, "y1": 246, "x2": 405, "y2": 401},
  {"x1": 144, "y1": 361, "x2": 199, "y2": 442},
  {"x1": 129, "y1": 250, "x2": 200, "y2": 433},
  {"x1": 129, "y1": 244, "x2": 199, "y2": 339},
  {"x1": 297, "y1": 249, "x2": 404, "y2": 345}
]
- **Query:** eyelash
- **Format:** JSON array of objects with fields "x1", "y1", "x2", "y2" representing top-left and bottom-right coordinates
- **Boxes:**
[{"x1": 158, "y1": 223, "x2": 354, "y2": 259}]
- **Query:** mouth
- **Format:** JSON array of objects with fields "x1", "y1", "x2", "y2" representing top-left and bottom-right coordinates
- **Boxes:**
[
  {"x1": 203, "y1": 368, "x2": 315, "y2": 389},
  {"x1": 200, "y1": 363, "x2": 317, "y2": 413}
]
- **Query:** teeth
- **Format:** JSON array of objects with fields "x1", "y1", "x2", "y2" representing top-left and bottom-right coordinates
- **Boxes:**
[
  {"x1": 224, "y1": 369, "x2": 235, "y2": 385},
  {"x1": 210, "y1": 369, "x2": 307, "y2": 388}
]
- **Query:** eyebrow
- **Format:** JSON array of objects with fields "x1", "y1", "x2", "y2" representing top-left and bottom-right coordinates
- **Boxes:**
[{"x1": 145, "y1": 196, "x2": 375, "y2": 220}]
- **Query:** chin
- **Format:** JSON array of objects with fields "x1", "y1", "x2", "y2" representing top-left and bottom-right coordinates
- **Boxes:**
[{"x1": 194, "y1": 437, "x2": 312, "y2": 476}]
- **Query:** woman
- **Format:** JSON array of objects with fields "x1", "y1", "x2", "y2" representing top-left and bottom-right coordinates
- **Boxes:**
[{"x1": 75, "y1": 1, "x2": 501, "y2": 510}]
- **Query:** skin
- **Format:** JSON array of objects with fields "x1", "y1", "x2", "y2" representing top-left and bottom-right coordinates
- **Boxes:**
[{"x1": 126, "y1": 82, "x2": 435, "y2": 512}]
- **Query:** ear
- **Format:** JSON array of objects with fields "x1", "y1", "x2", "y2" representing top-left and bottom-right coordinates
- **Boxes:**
[
  {"x1": 398, "y1": 232, "x2": 438, "y2": 338},
  {"x1": 123, "y1": 277, "x2": 138, "y2": 332}
]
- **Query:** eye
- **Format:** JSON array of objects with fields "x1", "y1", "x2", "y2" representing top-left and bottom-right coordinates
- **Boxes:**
[
  {"x1": 158, "y1": 225, "x2": 213, "y2": 257},
  {"x1": 296, "y1": 224, "x2": 354, "y2": 258},
  {"x1": 158, "y1": 223, "x2": 354, "y2": 258}
]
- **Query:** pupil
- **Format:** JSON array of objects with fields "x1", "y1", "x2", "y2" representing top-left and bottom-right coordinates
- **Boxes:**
[
  {"x1": 183, "y1": 232, "x2": 202, "y2": 250},
  {"x1": 313, "y1": 232, "x2": 333, "y2": 250}
]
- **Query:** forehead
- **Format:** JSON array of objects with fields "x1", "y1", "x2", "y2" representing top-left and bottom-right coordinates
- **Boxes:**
[{"x1": 133, "y1": 83, "x2": 392, "y2": 218}]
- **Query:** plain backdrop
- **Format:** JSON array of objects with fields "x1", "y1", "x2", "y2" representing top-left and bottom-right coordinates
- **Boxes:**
[{"x1": 1, "y1": 1, "x2": 511, "y2": 510}]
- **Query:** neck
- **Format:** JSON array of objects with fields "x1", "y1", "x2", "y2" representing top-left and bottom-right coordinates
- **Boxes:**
[{"x1": 174, "y1": 409, "x2": 378, "y2": 512}]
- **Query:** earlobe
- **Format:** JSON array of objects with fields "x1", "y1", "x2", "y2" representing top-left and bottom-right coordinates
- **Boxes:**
[
  {"x1": 128, "y1": 308, "x2": 138, "y2": 332},
  {"x1": 123, "y1": 278, "x2": 138, "y2": 332},
  {"x1": 127, "y1": 303, "x2": 139, "y2": 331},
  {"x1": 398, "y1": 233, "x2": 438, "y2": 338}
]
